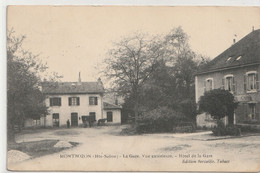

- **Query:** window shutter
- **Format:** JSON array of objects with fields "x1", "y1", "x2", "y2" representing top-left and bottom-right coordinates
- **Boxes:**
[
  {"x1": 50, "y1": 98, "x2": 53, "y2": 106},
  {"x1": 210, "y1": 80, "x2": 213, "y2": 90},
  {"x1": 69, "y1": 97, "x2": 72, "y2": 106},
  {"x1": 203, "y1": 80, "x2": 206, "y2": 92},
  {"x1": 256, "y1": 72, "x2": 259, "y2": 90},
  {"x1": 95, "y1": 97, "x2": 98, "y2": 105},
  {"x1": 59, "y1": 98, "x2": 61, "y2": 106},
  {"x1": 221, "y1": 78, "x2": 225, "y2": 90},
  {"x1": 77, "y1": 97, "x2": 80, "y2": 105},
  {"x1": 232, "y1": 76, "x2": 236, "y2": 94},
  {"x1": 244, "y1": 74, "x2": 247, "y2": 92}
]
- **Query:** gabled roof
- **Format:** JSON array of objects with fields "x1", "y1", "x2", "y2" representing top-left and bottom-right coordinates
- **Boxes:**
[
  {"x1": 103, "y1": 102, "x2": 121, "y2": 110},
  {"x1": 42, "y1": 81, "x2": 104, "y2": 94},
  {"x1": 197, "y1": 29, "x2": 260, "y2": 75}
]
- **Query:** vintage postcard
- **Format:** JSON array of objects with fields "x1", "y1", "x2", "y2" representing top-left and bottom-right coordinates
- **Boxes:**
[{"x1": 6, "y1": 6, "x2": 260, "y2": 172}]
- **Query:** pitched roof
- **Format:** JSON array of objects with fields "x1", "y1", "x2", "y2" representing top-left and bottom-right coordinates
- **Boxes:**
[
  {"x1": 197, "y1": 29, "x2": 260, "y2": 75},
  {"x1": 42, "y1": 81, "x2": 104, "y2": 94},
  {"x1": 103, "y1": 102, "x2": 121, "y2": 110}
]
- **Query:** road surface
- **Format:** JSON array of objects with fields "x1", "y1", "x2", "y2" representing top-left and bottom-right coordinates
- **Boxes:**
[{"x1": 8, "y1": 125, "x2": 260, "y2": 172}]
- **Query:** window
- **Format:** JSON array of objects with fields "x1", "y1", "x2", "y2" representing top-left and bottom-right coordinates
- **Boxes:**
[
  {"x1": 244, "y1": 71, "x2": 259, "y2": 92},
  {"x1": 33, "y1": 117, "x2": 40, "y2": 126},
  {"x1": 89, "y1": 112, "x2": 96, "y2": 121},
  {"x1": 226, "y1": 57, "x2": 232, "y2": 62},
  {"x1": 204, "y1": 78, "x2": 213, "y2": 92},
  {"x1": 236, "y1": 56, "x2": 242, "y2": 61},
  {"x1": 222, "y1": 75, "x2": 236, "y2": 93},
  {"x1": 50, "y1": 97, "x2": 61, "y2": 106},
  {"x1": 226, "y1": 77, "x2": 233, "y2": 91},
  {"x1": 107, "y1": 112, "x2": 113, "y2": 122},
  {"x1": 89, "y1": 97, "x2": 98, "y2": 105},
  {"x1": 69, "y1": 97, "x2": 80, "y2": 106},
  {"x1": 52, "y1": 113, "x2": 59, "y2": 127},
  {"x1": 249, "y1": 104, "x2": 256, "y2": 120}
]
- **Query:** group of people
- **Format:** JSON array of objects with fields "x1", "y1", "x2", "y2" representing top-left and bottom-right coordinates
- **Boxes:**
[{"x1": 66, "y1": 118, "x2": 100, "y2": 128}]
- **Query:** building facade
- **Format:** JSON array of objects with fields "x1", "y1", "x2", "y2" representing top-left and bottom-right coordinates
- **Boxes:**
[
  {"x1": 196, "y1": 29, "x2": 260, "y2": 127},
  {"x1": 103, "y1": 102, "x2": 122, "y2": 125},
  {"x1": 25, "y1": 78, "x2": 106, "y2": 127}
]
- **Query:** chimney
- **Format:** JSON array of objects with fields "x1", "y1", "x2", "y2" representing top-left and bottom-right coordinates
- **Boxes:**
[
  {"x1": 252, "y1": 26, "x2": 255, "y2": 32},
  {"x1": 232, "y1": 34, "x2": 237, "y2": 45},
  {"x1": 78, "y1": 72, "x2": 81, "y2": 84},
  {"x1": 98, "y1": 77, "x2": 102, "y2": 84}
]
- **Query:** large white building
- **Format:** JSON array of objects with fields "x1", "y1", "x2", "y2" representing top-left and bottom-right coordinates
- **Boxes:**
[{"x1": 24, "y1": 77, "x2": 121, "y2": 127}]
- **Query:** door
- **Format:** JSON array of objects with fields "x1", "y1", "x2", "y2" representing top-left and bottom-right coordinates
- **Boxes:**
[
  {"x1": 107, "y1": 112, "x2": 113, "y2": 122},
  {"x1": 89, "y1": 112, "x2": 96, "y2": 122},
  {"x1": 53, "y1": 113, "x2": 60, "y2": 127},
  {"x1": 71, "y1": 113, "x2": 78, "y2": 127}
]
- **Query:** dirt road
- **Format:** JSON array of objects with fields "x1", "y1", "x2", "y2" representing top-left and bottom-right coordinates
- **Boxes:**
[{"x1": 8, "y1": 125, "x2": 260, "y2": 172}]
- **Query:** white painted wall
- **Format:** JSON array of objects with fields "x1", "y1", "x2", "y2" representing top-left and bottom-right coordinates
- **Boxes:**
[
  {"x1": 44, "y1": 94, "x2": 103, "y2": 127},
  {"x1": 104, "y1": 109, "x2": 121, "y2": 124},
  {"x1": 196, "y1": 113, "x2": 217, "y2": 128},
  {"x1": 196, "y1": 113, "x2": 229, "y2": 128}
]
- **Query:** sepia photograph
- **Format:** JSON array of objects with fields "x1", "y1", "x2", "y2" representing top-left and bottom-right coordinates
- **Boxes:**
[{"x1": 5, "y1": 5, "x2": 260, "y2": 172}]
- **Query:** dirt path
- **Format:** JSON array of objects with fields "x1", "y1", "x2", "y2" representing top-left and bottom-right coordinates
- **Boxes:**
[{"x1": 9, "y1": 126, "x2": 260, "y2": 172}]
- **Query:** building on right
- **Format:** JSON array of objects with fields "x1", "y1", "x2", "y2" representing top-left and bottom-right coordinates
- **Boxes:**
[{"x1": 195, "y1": 29, "x2": 260, "y2": 128}]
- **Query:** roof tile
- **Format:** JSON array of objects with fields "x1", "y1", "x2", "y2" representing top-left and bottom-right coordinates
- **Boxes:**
[
  {"x1": 103, "y1": 102, "x2": 121, "y2": 109},
  {"x1": 198, "y1": 29, "x2": 260, "y2": 74},
  {"x1": 42, "y1": 82, "x2": 104, "y2": 94}
]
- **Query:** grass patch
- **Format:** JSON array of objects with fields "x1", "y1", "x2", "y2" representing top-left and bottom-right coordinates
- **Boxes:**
[
  {"x1": 8, "y1": 140, "x2": 79, "y2": 158},
  {"x1": 120, "y1": 125, "x2": 138, "y2": 135}
]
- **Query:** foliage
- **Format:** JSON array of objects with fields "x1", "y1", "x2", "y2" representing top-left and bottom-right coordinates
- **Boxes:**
[
  {"x1": 173, "y1": 122, "x2": 196, "y2": 133},
  {"x1": 104, "y1": 33, "x2": 164, "y2": 120},
  {"x1": 7, "y1": 30, "x2": 49, "y2": 140},
  {"x1": 136, "y1": 107, "x2": 190, "y2": 133},
  {"x1": 179, "y1": 99, "x2": 197, "y2": 121},
  {"x1": 104, "y1": 27, "x2": 209, "y2": 125},
  {"x1": 198, "y1": 89, "x2": 238, "y2": 122},
  {"x1": 212, "y1": 121, "x2": 241, "y2": 136},
  {"x1": 238, "y1": 125, "x2": 260, "y2": 133}
]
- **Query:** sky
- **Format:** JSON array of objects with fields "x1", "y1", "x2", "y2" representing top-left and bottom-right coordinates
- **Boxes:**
[{"x1": 7, "y1": 6, "x2": 260, "y2": 83}]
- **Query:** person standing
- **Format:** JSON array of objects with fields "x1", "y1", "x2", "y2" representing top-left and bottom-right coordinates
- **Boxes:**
[{"x1": 67, "y1": 119, "x2": 70, "y2": 128}]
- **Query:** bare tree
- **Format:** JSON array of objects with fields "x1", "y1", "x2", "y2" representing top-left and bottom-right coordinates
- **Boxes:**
[
  {"x1": 103, "y1": 27, "x2": 209, "y2": 123},
  {"x1": 104, "y1": 33, "x2": 163, "y2": 121}
]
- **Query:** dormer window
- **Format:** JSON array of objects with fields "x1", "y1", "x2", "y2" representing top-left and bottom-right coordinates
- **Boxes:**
[
  {"x1": 204, "y1": 78, "x2": 213, "y2": 92},
  {"x1": 226, "y1": 57, "x2": 232, "y2": 62},
  {"x1": 236, "y1": 56, "x2": 242, "y2": 61}
]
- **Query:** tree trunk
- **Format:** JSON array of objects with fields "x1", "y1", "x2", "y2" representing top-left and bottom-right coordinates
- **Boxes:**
[
  {"x1": 133, "y1": 85, "x2": 139, "y2": 125},
  {"x1": 134, "y1": 102, "x2": 139, "y2": 124},
  {"x1": 186, "y1": 80, "x2": 191, "y2": 98},
  {"x1": 228, "y1": 113, "x2": 234, "y2": 125}
]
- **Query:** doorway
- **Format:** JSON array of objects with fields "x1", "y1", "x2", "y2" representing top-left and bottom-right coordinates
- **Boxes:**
[
  {"x1": 107, "y1": 112, "x2": 113, "y2": 122},
  {"x1": 71, "y1": 113, "x2": 78, "y2": 127}
]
